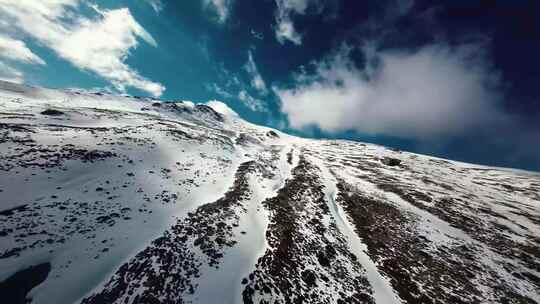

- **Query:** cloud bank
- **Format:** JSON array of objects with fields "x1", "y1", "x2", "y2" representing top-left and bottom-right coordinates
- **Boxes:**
[
  {"x1": 0, "y1": 34, "x2": 45, "y2": 65},
  {"x1": 0, "y1": 0, "x2": 164, "y2": 96},
  {"x1": 276, "y1": 42, "x2": 506, "y2": 139},
  {"x1": 0, "y1": 61, "x2": 23, "y2": 83}
]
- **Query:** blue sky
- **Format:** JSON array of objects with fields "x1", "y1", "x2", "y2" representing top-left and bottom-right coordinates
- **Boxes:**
[{"x1": 1, "y1": 0, "x2": 539, "y2": 171}]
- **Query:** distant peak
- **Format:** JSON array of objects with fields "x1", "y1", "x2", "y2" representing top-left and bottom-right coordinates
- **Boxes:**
[{"x1": 204, "y1": 100, "x2": 238, "y2": 118}]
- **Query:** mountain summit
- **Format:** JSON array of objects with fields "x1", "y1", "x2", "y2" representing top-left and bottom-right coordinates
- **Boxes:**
[{"x1": 0, "y1": 81, "x2": 539, "y2": 304}]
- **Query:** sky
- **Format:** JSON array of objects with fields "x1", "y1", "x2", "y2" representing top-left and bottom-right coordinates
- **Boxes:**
[{"x1": 0, "y1": 0, "x2": 539, "y2": 171}]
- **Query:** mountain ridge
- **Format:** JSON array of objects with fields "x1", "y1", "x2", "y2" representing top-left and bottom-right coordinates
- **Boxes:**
[{"x1": 0, "y1": 81, "x2": 539, "y2": 304}]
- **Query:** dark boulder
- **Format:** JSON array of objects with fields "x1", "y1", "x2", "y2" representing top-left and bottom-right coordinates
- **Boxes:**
[
  {"x1": 40, "y1": 109, "x2": 64, "y2": 116},
  {"x1": 381, "y1": 157, "x2": 402, "y2": 167},
  {"x1": 0, "y1": 262, "x2": 51, "y2": 304},
  {"x1": 266, "y1": 130, "x2": 279, "y2": 138},
  {"x1": 301, "y1": 270, "x2": 317, "y2": 287},
  {"x1": 317, "y1": 251, "x2": 331, "y2": 267}
]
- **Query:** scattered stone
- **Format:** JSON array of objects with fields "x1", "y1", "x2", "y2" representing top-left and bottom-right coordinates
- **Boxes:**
[
  {"x1": 40, "y1": 109, "x2": 64, "y2": 116},
  {"x1": 381, "y1": 157, "x2": 401, "y2": 166},
  {"x1": 266, "y1": 130, "x2": 279, "y2": 138}
]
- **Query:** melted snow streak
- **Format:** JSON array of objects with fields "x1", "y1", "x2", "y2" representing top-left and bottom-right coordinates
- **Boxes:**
[{"x1": 0, "y1": 81, "x2": 539, "y2": 304}]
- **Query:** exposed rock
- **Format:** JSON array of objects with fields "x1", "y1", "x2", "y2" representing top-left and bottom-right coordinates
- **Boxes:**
[
  {"x1": 40, "y1": 109, "x2": 65, "y2": 116},
  {"x1": 266, "y1": 130, "x2": 279, "y2": 138},
  {"x1": 381, "y1": 157, "x2": 401, "y2": 166},
  {"x1": 0, "y1": 263, "x2": 51, "y2": 304}
]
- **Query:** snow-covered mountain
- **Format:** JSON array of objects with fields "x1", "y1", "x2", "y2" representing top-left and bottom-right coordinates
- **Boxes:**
[{"x1": 0, "y1": 81, "x2": 539, "y2": 304}]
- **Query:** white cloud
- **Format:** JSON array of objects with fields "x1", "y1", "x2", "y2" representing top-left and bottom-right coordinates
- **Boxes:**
[
  {"x1": 0, "y1": 0, "x2": 165, "y2": 96},
  {"x1": 212, "y1": 59, "x2": 268, "y2": 113},
  {"x1": 204, "y1": 0, "x2": 233, "y2": 24},
  {"x1": 0, "y1": 61, "x2": 23, "y2": 83},
  {"x1": 275, "y1": 17, "x2": 302, "y2": 45},
  {"x1": 238, "y1": 90, "x2": 267, "y2": 112},
  {"x1": 274, "y1": 0, "x2": 306, "y2": 45},
  {"x1": 274, "y1": 0, "x2": 324, "y2": 45},
  {"x1": 0, "y1": 35, "x2": 45, "y2": 65},
  {"x1": 243, "y1": 50, "x2": 268, "y2": 94},
  {"x1": 207, "y1": 83, "x2": 233, "y2": 98},
  {"x1": 276, "y1": 42, "x2": 505, "y2": 139},
  {"x1": 145, "y1": 0, "x2": 163, "y2": 13}
]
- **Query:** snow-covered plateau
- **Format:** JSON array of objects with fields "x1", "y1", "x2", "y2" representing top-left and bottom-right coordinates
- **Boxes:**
[{"x1": 0, "y1": 80, "x2": 539, "y2": 304}]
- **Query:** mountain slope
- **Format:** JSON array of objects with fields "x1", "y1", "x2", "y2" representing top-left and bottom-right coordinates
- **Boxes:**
[{"x1": 0, "y1": 81, "x2": 539, "y2": 304}]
